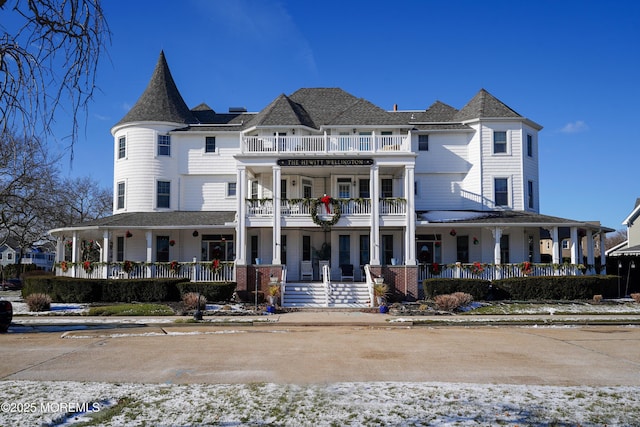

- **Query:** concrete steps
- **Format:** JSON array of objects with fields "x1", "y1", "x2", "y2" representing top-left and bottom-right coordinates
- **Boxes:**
[{"x1": 282, "y1": 281, "x2": 370, "y2": 308}]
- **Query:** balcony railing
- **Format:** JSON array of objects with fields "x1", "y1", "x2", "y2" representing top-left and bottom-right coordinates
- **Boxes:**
[
  {"x1": 55, "y1": 261, "x2": 236, "y2": 282},
  {"x1": 242, "y1": 135, "x2": 410, "y2": 154},
  {"x1": 247, "y1": 198, "x2": 405, "y2": 217}
]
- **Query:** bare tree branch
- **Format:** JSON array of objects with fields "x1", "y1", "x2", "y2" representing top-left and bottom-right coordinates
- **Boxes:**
[{"x1": 0, "y1": 0, "x2": 109, "y2": 158}]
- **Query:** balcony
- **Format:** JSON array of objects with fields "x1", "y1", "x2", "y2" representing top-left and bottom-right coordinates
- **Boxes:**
[
  {"x1": 246, "y1": 198, "x2": 406, "y2": 218},
  {"x1": 242, "y1": 134, "x2": 410, "y2": 154}
]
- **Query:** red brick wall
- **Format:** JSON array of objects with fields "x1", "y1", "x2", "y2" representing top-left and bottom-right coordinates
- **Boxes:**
[
  {"x1": 374, "y1": 265, "x2": 419, "y2": 302},
  {"x1": 236, "y1": 265, "x2": 282, "y2": 302}
]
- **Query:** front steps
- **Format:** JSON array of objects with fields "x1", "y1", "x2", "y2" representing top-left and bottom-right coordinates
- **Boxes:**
[{"x1": 282, "y1": 281, "x2": 370, "y2": 308}]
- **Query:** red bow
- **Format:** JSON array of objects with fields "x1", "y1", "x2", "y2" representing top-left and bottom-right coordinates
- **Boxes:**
[{"x1": 321, "y1": 195, "x2": 331, "y2": 214}]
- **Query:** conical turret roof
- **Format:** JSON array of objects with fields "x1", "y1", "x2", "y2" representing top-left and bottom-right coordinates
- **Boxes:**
[
  {"x1": 114, "y1": 51, "x2": 196, "y2": 127},
  {"x1": 455, "y1": 88, "x2": 522, "y2": 121}
]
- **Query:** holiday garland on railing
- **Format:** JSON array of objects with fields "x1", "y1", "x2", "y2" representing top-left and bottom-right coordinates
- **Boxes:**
[{"x1": 310, "y1": 195, "x2": 341, "y2": 230}]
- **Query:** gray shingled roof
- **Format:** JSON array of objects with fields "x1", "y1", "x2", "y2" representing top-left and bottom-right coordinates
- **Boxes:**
[
  {"x1": 66, "y1": 211, "x2": 236, "y2": 229},
  {"x1": 115, "y1": 51, "x2": 196, "y2": 127},
  {"x1": 455, "y1": 88, "x2": 522, "y2": 122},
  {"x1": 247, "y1": 94, "x2": 315, "y2": 128}
]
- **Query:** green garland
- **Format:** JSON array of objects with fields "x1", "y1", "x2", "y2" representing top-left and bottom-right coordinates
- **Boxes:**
[{"x1": 310, "y1": 198, "x2": 341, "y2": 230}]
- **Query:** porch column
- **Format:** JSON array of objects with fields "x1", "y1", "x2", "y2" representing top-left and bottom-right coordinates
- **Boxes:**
[
  {"x1": 236, "y1": 166, "x2": 247, "y2": 265},
  {"x1": 570, "y1": 226, "x2": 579, "y2": 265},
  {"x1": 272, "y1": 165, "x2": 282, "y2": 265},
  {"x1": 586, "y1": 229, "x2": 595, "y2": 274},
  {"x1": 551, "y1": 227, "x2": 560, "y2": 265},
  {"x1": 492, "y1": 228, "x2": 503, "y2": 279},
  {"x1": 599, "y1": 231, "x2": 607, "y2": 274},
  {"x1": 56, "y1": 237, "x2": 63, "y2": 263},
  {"x1": 102, "y1": 230, "x2": 109, "y2": 279},
  {"x1": 145, "y1": 231, "x2": 153, "y2": 277},
  {"x1": 370, "y1": 164, "x2": 380, "y2": 265},
  {"x1": 71, "y1": 231, "x2": 78, "y2": 277},
  {"x1": 404, "y1": 165, "x2": 416, "y2": 265}
]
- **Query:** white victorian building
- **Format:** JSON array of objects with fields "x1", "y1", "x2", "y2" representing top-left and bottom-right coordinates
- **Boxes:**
[{"x1": 49, "y1": 51, "x2": 611, "y2": 306}]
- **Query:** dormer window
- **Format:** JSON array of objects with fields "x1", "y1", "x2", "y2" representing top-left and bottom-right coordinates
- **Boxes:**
[{"x1": 158, "y1": 134, "x2": 171, "y2": 156}]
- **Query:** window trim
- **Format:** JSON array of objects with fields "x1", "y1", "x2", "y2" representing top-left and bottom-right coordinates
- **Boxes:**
[
  {"x1": 118, "y1": 136, "x2": 127, "y2": 159},
  {"x1": 205, "y1": 136, "x2": 217, "y2": 154},
  {"x1": 227, "y1": 182, "x2": 237, "y2": 198},
  {"x1": 157, "y1": 134, "x2": 171, "y2": 157},
  {"x1": 156, "y1": 180, "x2": 171, "y2": 209},
  {"x1": 493, "y1": 130, "x2": 508, "y2": 154},
  {"x1": 117, "y1": 181, "x2": 125, "y2": 210},
  {"x1": 418, "y1": 134, "x2": 429, "y2": 151},
  {"x1": 494, "y1": 177, "x2": 510, "y2": 207}
]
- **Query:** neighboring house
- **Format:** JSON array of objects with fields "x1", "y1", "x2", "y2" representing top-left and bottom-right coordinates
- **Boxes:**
[
  {"x1": 49, "y1": 51, "x2": 612, "y2": 304},
  {"x1": 0, "y1": 238, "x2": 56, "y2": 271},
  {"x1": 606, "y1": 198, "x2": 640, "y2": 296}
]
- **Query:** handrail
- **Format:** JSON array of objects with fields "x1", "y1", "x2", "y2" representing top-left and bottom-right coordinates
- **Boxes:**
[
  {"x1": 364, "y1": 264, "x2": 374, "y2": 308},
  {"x1": 322, "y1": 263, "x2": 331, "y2": 307},
  {"x1": 280, "y1": 265, "x2": 287, "y2": 305}
]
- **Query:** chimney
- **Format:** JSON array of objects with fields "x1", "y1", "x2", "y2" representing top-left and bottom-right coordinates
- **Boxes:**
[{"x1": 393, "y1": 103, "x2": 398, "y2": 111}]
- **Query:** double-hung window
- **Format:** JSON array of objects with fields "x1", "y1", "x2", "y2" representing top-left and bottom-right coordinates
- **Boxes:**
[
  {"x1": 381, "y1": 178, "x2": 393, "y2": 198},
  {"x1": 158, "y1": 134, "x2": 171, "y2": 156},
  {"x1": 117, "y1": 182, "x2": 125, "y2": 210},
  {"x1": 228, "y1": 182, "x2": 237, "y2": 197},
  {"x1": 494, "y1": 178, "x2": 509, "y2": 207},
  {"x1": 157, "y1": 180, "x2": 170, "y2": 208},
  {"x1": 418, "y1": 134, "x2": 429, "y2": 151},
  {"x1": 493, "y1": 131, "x2": 507, "y2": 154},
  {"x1": 118, "y1": 136, "x2": 126, "y2": 159},
  {"x1": 205, "y1": 136, "x2": 216, "y2": 153}
]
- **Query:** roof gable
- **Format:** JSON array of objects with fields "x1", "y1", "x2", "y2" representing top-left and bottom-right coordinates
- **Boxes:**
[
  {"x1": 248, "y1": 94, "x2": 314, "y2": 128},
  {"x1": 115, "y1": 51, "x2": 196, "y2": 127},
  {"x1": 455, "y1": 88, "x2": 522, "y2": 122}
]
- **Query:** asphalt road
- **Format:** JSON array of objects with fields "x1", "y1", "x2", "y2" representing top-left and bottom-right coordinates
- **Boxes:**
[{"x1": 1, "y1": 323, "x2": 640, "y2": 386}]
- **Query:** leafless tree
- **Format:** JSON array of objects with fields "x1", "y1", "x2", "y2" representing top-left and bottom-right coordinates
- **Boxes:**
[
  {"x1": 0, "y1": 130, "x2": 59, "y2": 248},
  {"x1": 605, "y1": 229, "x2": 627, "y2": 251},
  {"x1": 0, "y1": 0, "x2": 109, "y2": 157},
  {"x1": 51, "y1": 175, "x2": 112, "y2": 227}
]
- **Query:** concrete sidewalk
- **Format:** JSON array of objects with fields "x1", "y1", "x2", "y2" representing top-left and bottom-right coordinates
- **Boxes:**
[{"x1": 10, "y1": 309, "x2": 640, "y2": 329}]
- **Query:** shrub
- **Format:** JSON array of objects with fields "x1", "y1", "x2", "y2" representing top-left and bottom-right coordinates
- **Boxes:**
[
  {"x1": 593, "y1": 294, "x2": 603, "y2": 304},
  {"x1": 434, "y1": 292, "x2": 473, "y2": 312},
  {"x1": 177, "y1": 282, "x2": 236, "y2": 302},
  {"x1": 423, "y1": 278, "x2": 491, "y2": 300},
  {"x1": 631, "y1": 293, "x2": 640, "y2": 303},
  {"x1": 25, "y1": 293, "x2": 52, "y2": 312},
  {"x1": 493, "y1": 275, "x2": 617, "y2": 300},
  {"x1": 182, "y1": 292, "x2": 207, "y2": 310}
]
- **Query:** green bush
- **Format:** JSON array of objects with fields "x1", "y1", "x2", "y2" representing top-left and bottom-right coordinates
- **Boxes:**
[
  {"x1": 100, "y1": 278, "x2": 185, "y2": 303},
  {"x1": 22, "y1": 276, "x2": 188, "y2": 303},
  {"x1": 177, "y1": 282, "x2": 236, "y2": 302},
  {"x1": 423, "y1": 278, "x2": 491, "y2": 300},
  {"x1": 23, "y1": 276, "x2": 101, "y2": 303},
  {"x1": 492, "y1": 275, "x2": 618, "y2": 300}
]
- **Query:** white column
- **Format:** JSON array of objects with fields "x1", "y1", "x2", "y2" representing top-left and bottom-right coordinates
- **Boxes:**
[
  {"x1": 370, "y1": 164, "x2": 380, "y2": 265},
  {"x1": 570, "y1": 226, "x2": 579, "y2": 265},
  {"x1": 102, "y1": 230, "x2": 109, "y2": 279},
  {"x1": 586, "y1": 229, "x2": 595, "y2": 273},
  {"x1": 492, "y1": 227, "x2": 502, "y2": 265},
  {"x1": 551, "y1": 227, "x2": 560, "y2": 265},
  {"x1": 599, "y1": 231, "x2": 607, "y2": 274},
  {"x1": 272, "y1": 165, "x2": 281, "y2": 265},
  {"x1": 71, "y1": 231, "x2": 78, "y2": 277},
  {"x1": 145, "y1": 231, "x2": 152, "y2": 277},
  {"x1": 236, "y1": 166, "x2": 247, "y2": 265},
  {"x1": 56, "y1": 237, "x2": 63, "y2": 263},
  {"x1": 404, "y1": 165, "x2": 416, "y2": 265}
]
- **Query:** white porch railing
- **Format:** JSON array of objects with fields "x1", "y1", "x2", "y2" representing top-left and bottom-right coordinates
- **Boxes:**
[
  {"x1": 249, "y1": 198, "x2": 402, "y2": 217},
  {"x1": 418, "y1": 263, "x2": 590, "y2": 282},
  {"x1": 242, "y1": 135, "x2": 410, "y2": 154},
  {"x1": 363, "y1": 264, "x2": 374, "y2": 308},
  {"x1": 322, "y1": 263, "x2": 331, "y2": 307},
  {"x1": 56, "y1": 261, "x2": 236, "y2": 282}
]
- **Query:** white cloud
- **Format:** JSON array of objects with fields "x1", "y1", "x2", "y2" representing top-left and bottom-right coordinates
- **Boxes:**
[{"x1": 560, "y1": 120, "x2": 589, "y2": 133}]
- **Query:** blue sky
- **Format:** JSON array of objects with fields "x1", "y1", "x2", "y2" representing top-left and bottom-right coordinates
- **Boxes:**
[{"x1": 51, "y1": 0, "x2": 639, "y2": 231}]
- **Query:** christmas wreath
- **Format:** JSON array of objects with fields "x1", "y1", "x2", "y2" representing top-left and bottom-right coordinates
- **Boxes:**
[
  {"x1": 429, "y1": 262, "x2": 441, "y2": 276},
  {"x1": 470, "y1": 261, "x2": 485, "y2": 275},
  {"x1": 310, "y1": 196, "x2": 341, "y2": 230}
]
